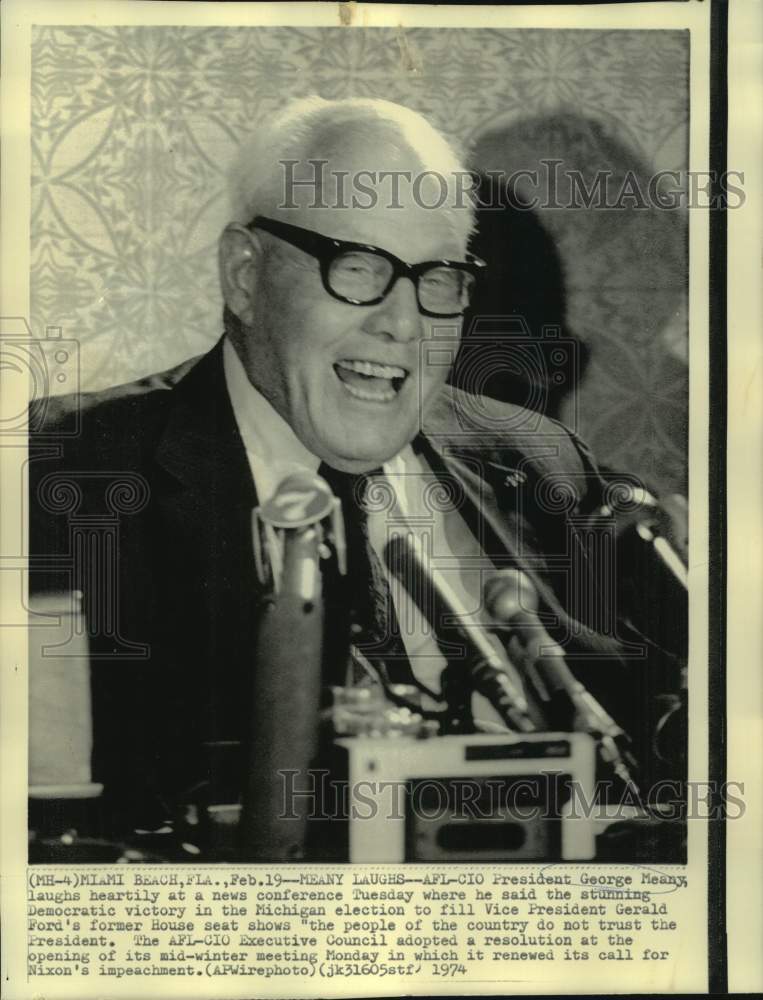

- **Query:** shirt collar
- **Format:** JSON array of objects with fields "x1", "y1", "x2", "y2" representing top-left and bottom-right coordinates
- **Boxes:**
[{"x1": 223, "y1": 337, "x2": 320, "y2": 503}]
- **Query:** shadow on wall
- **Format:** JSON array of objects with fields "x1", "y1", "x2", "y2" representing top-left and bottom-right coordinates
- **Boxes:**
[
  {"x1": 454, "y1": 112, "x2": 688, "y2": 496},
  {"x1": 452, "y1": 175, "x2": 588, "y2": 422}
]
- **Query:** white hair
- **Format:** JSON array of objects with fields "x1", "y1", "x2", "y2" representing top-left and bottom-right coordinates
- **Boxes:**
[{"x1": 227, "y1": 96, "x2": 476, "y2": 245}]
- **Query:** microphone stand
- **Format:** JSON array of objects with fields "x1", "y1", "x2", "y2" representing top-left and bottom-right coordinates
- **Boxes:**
[
  {"x1": 439, "y1": 658, "x2": 477, "y2": 735},
  {"x1": 485, "y1": 570, "x2": 642, "y2": 801},
  {"x1": 384, "y1": 533, "x2": 537, "y2": 736},
  {"x1": 240, "y1": 472, "x2": 345, "y2": 861}
]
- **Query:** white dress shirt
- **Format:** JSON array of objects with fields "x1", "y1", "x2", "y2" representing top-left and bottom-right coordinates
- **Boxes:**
[{"x1": 223, "y1": 337, "x2": 515, "y2": 718}]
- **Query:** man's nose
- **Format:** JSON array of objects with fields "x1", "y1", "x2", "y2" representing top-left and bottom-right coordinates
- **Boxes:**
[{"x1": 363, "y1": 276, "x2": 423, "y2": 342}]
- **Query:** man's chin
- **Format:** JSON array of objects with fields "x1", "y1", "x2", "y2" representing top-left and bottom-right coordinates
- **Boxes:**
[
  {"x1": 301, "y1": 410, "x2": 415, "y2": 473},
  {"x1": 313, "y1": 434, "x2": 410, "y2": 475}
]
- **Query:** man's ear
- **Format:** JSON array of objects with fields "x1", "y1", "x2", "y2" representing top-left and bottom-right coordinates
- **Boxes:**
[{"x1": 218, "y1": 223, "x2": 264, "y2": 327}]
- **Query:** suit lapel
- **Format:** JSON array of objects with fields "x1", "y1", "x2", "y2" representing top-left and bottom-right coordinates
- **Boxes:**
[
  {"x1": 419, "y1": 434, "x2": 556, "y2": 600},
  {"x1": 151, "y1": 341, "x2": 262, "y2": 747},
  {"x1": 153, "y1": 340, "x2": 256, "y2": 508},
  {"x1": 418, "y1": 387, "x2": 593, "y2": 646}
]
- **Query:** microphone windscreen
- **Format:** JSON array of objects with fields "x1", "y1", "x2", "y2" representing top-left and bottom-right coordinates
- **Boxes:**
[{"x1": 258, "y1": 470, "x2": 335, "y2": 529}]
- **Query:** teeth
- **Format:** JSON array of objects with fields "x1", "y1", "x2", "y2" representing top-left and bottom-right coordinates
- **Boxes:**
[
  {"x1": 337, "y1": 359, "x2": 407, "y2": 379},
  {"x1": 342, "y1": 382, "x2": 397, "y2": 403}
]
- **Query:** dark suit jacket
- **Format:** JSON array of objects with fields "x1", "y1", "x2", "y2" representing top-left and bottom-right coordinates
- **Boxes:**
[{"x1": 29, "y1": 339, "x2": 667, "y2": 834}]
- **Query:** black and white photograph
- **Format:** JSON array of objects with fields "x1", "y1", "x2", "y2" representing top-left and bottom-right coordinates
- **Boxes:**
[
  {"x1": 22, "y1": 15, "x2": 696, "y2": 867},
  {"x1": 2, "y1": 0, "x2": 761, "y2": 996}
]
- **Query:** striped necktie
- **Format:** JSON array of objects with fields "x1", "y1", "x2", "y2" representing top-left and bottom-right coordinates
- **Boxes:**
[{"x1": 318, "y1": 464, "x2": 412, "y2": 685}]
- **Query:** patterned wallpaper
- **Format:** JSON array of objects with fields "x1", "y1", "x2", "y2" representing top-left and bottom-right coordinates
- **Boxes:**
[{"x1": 31, "y1": 26, "x2": 689, "y2": 492}]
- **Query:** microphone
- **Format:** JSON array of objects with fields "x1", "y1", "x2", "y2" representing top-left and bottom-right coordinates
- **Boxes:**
[
  {"x1": 588, "y1": 485, "x2": 688, "y2": 663},
  {"x1": 384, "y1": 532, "x2": 536, "y2": 733},
  {"x1": 595, "y1": 486, "x2": 688, "y2": 591},
  {"x1": 241, "y1": 471, "x2": 340, "y2": 861},
  {"x1": 484, "y1": 569, "x2": 640, "y2": 796}
]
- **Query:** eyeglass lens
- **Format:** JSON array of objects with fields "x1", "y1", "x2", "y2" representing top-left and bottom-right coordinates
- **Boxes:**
[{"x1": 328, "y1": 251, "x2": 474, "y2": 313}]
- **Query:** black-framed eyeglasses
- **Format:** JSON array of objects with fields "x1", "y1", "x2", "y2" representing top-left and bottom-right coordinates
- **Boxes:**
[{"x1": 250, "y1": 215, "x2": 486, "y2": 318}]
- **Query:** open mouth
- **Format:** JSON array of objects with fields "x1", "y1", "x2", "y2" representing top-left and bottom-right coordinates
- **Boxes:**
[{"x1": 333, "y1": 359, "x2": 409, "y2": 403}]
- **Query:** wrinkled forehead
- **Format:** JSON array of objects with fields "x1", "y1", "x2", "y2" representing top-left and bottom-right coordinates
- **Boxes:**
[{"x1": 266, "y1": 124, "x2": 473, "y2": 259}]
